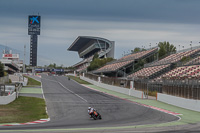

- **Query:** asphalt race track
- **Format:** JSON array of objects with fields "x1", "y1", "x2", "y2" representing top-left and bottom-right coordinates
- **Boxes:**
[{"x1": 0, "y1": 74, "x2": 179, "y2": 131}]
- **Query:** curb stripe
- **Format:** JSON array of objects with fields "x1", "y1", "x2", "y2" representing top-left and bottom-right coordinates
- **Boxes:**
[{"x1": 0, "y1": 118, "x2": 50, "y2": 127}]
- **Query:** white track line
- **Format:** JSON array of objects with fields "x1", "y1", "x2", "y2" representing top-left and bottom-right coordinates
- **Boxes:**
[
  {"x1": 58, "y1": 82, "x2": 88, "y2": 102},
  {"x1": 43, "y1": 78, "x2": 88, "y2": 102}
]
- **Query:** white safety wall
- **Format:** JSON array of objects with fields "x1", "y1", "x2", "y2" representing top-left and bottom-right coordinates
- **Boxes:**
[
  {"x1": 157, "y1": 93, "x2": 200, "y2": 112},
  {"x1": 80, "y1": 76, "x2": 146, "y2": 99},
  {"x1": 0, "y1": 92, "x2": 16, "y2": 105}
]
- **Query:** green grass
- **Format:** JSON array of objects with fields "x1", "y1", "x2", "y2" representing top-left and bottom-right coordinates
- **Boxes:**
[
  {"x1": 0, "y1": 96, "x2": 48, "y2": 123},
  {"x1": 67, "y1": 75, "x2": 91, "y2": 84},
  {"x1": 24, "y1": 76, "x2": 41, "y2": 86},
  {"x1": 20, "y1": 87, "x2": 42, "y2": 94}
]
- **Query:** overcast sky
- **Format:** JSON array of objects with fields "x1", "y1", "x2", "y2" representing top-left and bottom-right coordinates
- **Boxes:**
[{"x1": 1, "y1": 0, "x2": 200, "y2": 66}]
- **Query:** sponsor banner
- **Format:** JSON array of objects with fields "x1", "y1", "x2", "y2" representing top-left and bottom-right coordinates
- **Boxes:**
[
  {"x1": 52, "y1": 69, "x2": 64, "y2": 72},
  {"x1": 35, "y1": 68, "x2": 45, "y2": 71},
  {"x1": 28, "y1": 15, "x2": 41, "y2": 35},
  {"x1": 3, "y1": 54, "x2": 19, "y2": 58}
]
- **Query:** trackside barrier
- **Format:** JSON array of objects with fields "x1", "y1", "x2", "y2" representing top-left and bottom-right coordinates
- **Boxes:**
[
  {"x1": 0, "y1": 83, "x2": 22, "y2": 105},
  {"x1": 80, "y1": 76, "x2": 146, "y2": 99},
  {"x1": 157, "y1": 93, "x2": 200, "y2": 112},
  {"x1": 0, "y1": 92, "x2": 16, "y2": 105}
]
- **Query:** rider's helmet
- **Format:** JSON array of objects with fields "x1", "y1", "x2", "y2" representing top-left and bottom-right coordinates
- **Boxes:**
[{"x1": 88, "y1": 107, "x2": 91, "y2": 110}]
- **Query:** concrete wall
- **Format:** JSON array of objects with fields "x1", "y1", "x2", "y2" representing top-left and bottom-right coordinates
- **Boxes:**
[
  {"x1": 157, "y1": 93, "x2": 200, "y2": 112},
  {"x1": 80, "y1": 76, "x2": 146, "y2": 99},
  {"x1": 9, "y1": 74, "x2": 28, "y2": 86},
  {"x1": 0, "y1": 92, "x2": 16, "y2": 105},
  {"x1": 0, "y1": 76, "x2": 9, "y2": 84}
]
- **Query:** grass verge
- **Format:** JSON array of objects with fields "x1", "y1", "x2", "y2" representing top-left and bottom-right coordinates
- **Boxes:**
[
  {"x1": 0, "y1": 96, "x2": 48, "y2": 124},
  {"x1": 67, "y1": 75, "x2": 91, "y2": 85},
  {"x1": 24, "y1": 75, "x2": 41, "y2": 86}
]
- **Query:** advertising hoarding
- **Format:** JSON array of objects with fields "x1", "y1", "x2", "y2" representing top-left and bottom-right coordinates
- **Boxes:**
[
  {"x1": 3, "y1": 54, "x2": 19, "y2": 59},
  {"x1": 28, "y1": 15, "x2": 41, "y2": 35}
]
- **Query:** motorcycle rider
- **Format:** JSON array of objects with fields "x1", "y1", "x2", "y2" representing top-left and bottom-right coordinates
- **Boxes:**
[{"x1": 88, "y1": 107, "x2": 95, "y2": 117}]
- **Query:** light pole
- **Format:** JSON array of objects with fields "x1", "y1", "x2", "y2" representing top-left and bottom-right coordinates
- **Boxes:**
[
  {"x1": 23, "y1": 45, "x2": 26, "y2": 73},
  {"x1": 149, "y1": 43, "x2": 151, "y2": 49},
  {"x1": 190, "y1": 41, "x2": 192, "y2": 50},
  {"x1": 179, "y1": 45, "x2": 180, "y2": 51}
]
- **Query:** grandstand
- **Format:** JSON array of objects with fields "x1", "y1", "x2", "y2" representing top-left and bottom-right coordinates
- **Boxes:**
[
  {"x1": 83, "y1": 45, "x2": 200, "y2": 100},
  {"x1": 0, "y1": 59, "x2": 19, "y2": 74},
  {"x1": 0, "y1": 50, "x2": 21, "y2": 74},
  {"x1": 67, "y1": 35, "x2": 200, "y2": 100},
  {"x1": 145, "y1": 48, "x2": 200, "y2": 67},
  {"x1": 129, "y1": 48, "x2": 200, "y2": 80},
  {"x1": 93, "y1": 48, "x2": 158, "y2": 77},
  {"x1": 127, "y1": 47, "x2": 200, "y2": 100},
  {"x1": 68, "y1": 36, "x2": 115, "y2": 73}
]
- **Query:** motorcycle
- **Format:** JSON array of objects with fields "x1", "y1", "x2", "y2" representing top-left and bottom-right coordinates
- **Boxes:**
[{"x1": 90, "y1": 110, "x2": 102, "y2": 120}]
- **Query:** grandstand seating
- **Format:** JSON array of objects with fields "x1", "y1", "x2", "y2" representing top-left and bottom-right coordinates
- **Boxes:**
[
  {"x1": 94, "y1": 60, "x2": 133, "y2": 73},
  {"x1": 161, "y1": 65, "x2": 200, "y2": 79},
  {"x1": 128, "y1": 64, "x2": 170, "y2": 79},
  {"x1": 77, "y1": 65, "x2": 88, "y2": 72},
  {"x1": 119, "y1": 48, "x2": 158, "y2": 61},
  {"x1": 185, "y1": 56, "x2": 200, "y2": 65},
  {"x1": 72, "y1": 55, "x2": 94, "y2": 72},
  {"x1": 131, "y1": 48, "x2": 200, "y2": 80},
  {"x1": 94, "y1": 48, "x2": 158, "y2": 73},
  {"x1": 146, "y1": 48, "x2": 200, "y2": 67}
]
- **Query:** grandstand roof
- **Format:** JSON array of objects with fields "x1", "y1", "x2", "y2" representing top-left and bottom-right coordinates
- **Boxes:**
[{"x1": 68, "y1": 36, "x2": 112, "y2": 51}]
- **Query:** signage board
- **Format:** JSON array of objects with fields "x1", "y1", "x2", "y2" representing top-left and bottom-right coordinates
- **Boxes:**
[
  {"x1": 28, "y1": 15, "x2": 41, "y2": 35},
  {"x1": 35, "y1": 68, "x2": 44, "y2": 71},
  {"x1": 3, "y1": 54, "x2": 19, "y2": 58},
  {"x1": 52, "y1": 69, "x2": 64, "y2": 72},
  {"x1": 28, "y1": 16, "x2": 40, "y2": 28}
]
